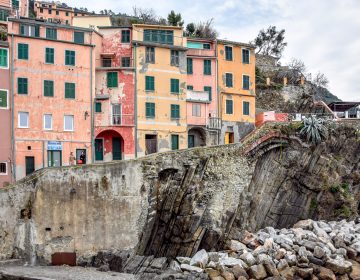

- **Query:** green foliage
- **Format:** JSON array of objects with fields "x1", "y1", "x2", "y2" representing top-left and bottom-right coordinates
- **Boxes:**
[
  {"x1": 335, "y1": 205, "x2": 352, "y2": 218},
  {"x1": 253, "y1": 26, "x2": 287, "y2": 58},
  {"x1": 185, "y1": 19, "x2": 218, "y2": 39},
  {"x1": 300, "y1": 116, "x2": 328, "y2": 145},
  {"x1": 329, "y1": 184, "x2": 340, "y2": 193},
  {"x1": 186, "y1": 23, "x2": 195, "y2": 35},
  {"x1": 167, "y1": 10, "x2": 184, "y2": 26},
  {"x1": 310, "y1": 198, "x2": 318, "y2": 210}
]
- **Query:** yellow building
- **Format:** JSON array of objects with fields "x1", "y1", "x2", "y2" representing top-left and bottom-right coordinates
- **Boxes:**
[
  {"x1": 132, "y1": 24, "x2": 188, "y2": 156},
  {"x1": 72, "y1": 15, "x2": 112, "y2": 30},
  {"x1": 217, "y1": 40, "x2": 256, "y2": 144}
]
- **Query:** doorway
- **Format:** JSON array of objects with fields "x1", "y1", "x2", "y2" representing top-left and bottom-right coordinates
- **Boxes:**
[
  {"x1": 225, "y1": 132, "x2": 234, "y2": 144},
  {"x1": 48, "y1": 151, "x2": 62, "y2": 167},
  {"x1": 145, "y1": 134, "x2": 157, "y2": 154},
  {"x1": 95, "y1": 139, "x2": 104, "y2": 161},
  {"x1": 112, "y1": 137, "x2": 122, "y2": 160},
  {"x1": 76, "y1": 149, "x2": 86, "y2": 164},
  {"x1": 25, "y1": 156, "x2": 35, "y2": 176},
  {"x1": 188, "y1": 135, "x2": 195, "y2": 148}
]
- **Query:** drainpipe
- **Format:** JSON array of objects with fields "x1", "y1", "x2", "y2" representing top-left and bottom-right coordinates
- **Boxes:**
[
  {"x1": 215, "y1": 40, "x2": 221, "y2": 145},
  {"x1": 10, "y1": 34, "x2": 15, "y2": 182},
  {"x1": 90, "y1": 36, "x2": 94, "y2": 163},
  {"x1": 134, "y1": 43, "x2": 138, "y2": 158}
]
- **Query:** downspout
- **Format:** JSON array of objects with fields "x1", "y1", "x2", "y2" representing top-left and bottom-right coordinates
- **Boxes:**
[
  {"x1": 215, "y1": 40, "x2": 221, "y2": 145},
  {"x1": 10, "y1": 34, "x2": 15, "y2": 182},
  {"x1": 90, "y1": 35, "x2": 94, "y2": 163},
  {"x1": 134, "y1": 43, "x2": 138, "y2": 158}
]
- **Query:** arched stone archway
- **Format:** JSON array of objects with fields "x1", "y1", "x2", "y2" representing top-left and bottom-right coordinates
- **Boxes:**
[
  {"x1": 95, "y1": 130, "x2": 124, "y2": 162},
  {"x1": 188, "y1": 127, "x2": 207, "y2": 148}
]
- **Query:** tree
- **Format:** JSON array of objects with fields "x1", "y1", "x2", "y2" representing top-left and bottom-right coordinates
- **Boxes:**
[
  {"x1": 167, "y1": 10, "x2": 184, "y2": 26},
  {"x1": 187, "y1": 19, "x2": 218, "y2": 39},
  {"x1": 185, "y1": 23, "x2": 195, "y2": 36},
  {"x1": 254, "y1": 26, "x2": 287, "y2": 57}
]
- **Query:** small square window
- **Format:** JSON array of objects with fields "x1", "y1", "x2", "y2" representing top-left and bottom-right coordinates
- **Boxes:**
[
  {"x1": 18, "y1": 111, "x2": 29, "y2": 128},
  {"x1": 95, "y1": 102, "x2": 102, "y2": 113},
  {"x1": 0, "y1": 162, "x2": 6, "y2": 174},
  {"x1": 46, "y1": 28, "x2": 57, "y2": 39},
  {"x1": 187, "y1": 85, "x2": 193, "y2": 90},
  {"x1": 121, "y1": 57, "x2": 131, "y2": 67},
  {"x1": 74, "y1": 31, "x2": 84, "y2": 44}
]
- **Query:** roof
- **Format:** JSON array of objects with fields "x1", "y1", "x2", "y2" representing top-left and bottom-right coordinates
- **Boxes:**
[
  {"x1": 217, "y1": 39, "x2": 255, "y2": 49},
  {"x1": 98, "y1": 26, "x2": 132, "y2": 29},
  {"x1": 132, "y1": 24, "x2": 182, "y2": 30},
  {"x1": 328, "y1": 102, "x2": 360, "y2": 111},
  {"x1": 186, "y1": 37, "x2": 215, "y2": 43}
]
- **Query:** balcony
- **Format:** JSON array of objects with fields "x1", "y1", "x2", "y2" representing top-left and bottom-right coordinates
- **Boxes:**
[
  {"x1": 187, "y1": 48, "x2": 215, "y2": 57},
  {"x1": 188, "y1": 116, "x2": 222, "y2": 129},
  {"x1": 186, "y1": 90, "x2": 210, "y2": 103},
  {"x1": 109, "y1": 114, "x2": 135, "y2": 126},
  {"x1": 96, "y1": 57, "x2": 134, "y2": 70},
  {"x1": 207, "y1": 117, "x2": 221, "y2": 130}
]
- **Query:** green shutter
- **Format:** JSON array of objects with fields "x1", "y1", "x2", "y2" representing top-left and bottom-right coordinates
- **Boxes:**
[
  {"x1": 170, "y1": 79, "x2": 179, "y2": 93},
  {"x1": 243, "y1": 101, "x2": 250, "y2": 115},
  {"x1": 225, "y1": 46, "x2": 233, "y2": 60},
  {"x1": 0, "y1": 48, "x2": 8, "y2": 67},
  {"x1": 45, "y1": 48, "x2": 54, "y2": 64},
  {"x1": 187, "y1": 58, "x2": 193, "y2": 74},
  {"x1": 171, "y1": 104, "x2": 180, "y2": 119},
  {"x1": 18, "y1": 43, "x2": 28, "y2": 60},
  {"x1": 145, "y1": 76, "x2": 155, "y2": 91},
  {"x1": 18, "y1": 78, "x2": 28, "y2": 94},
  {"x1": 187, "y1": 85, "x2": 193, "y2": 90},
  {"x1": 226, "y1": 73, "x2": 233, "y2": 87},
  {"x1": 243, "y1": 75, "x2": 250, "y2": 90},
  {"x1": 146, "y1": 102, "x2": 155, "y2": 118},
  {"x1": 74, "y1": 31, "x2": 84, "y2": 44},
  {"x1": 0, "y1": 90, "x2": 7, "y2": 108},
  {"x1": 121, "y1": 30, "x2": 130, "y2": 43},
  {"x1": 95, "y1": 102, "x2": 102, "y2": 112},
  {"x1": 242, "y1": 49, "x2": 250, "y2": 64},
  {"x1": 44, "y1": 80, "x2": 54, "y2": 97},
  {"x1": 65, "y1": 82, "x2": 75, "y2": 99},
  {"x1": 171, "y1": 134, "x2": 179, "y2": 150},
  {"x1": 35, "y1": 25, "x2": 40, "y2": 37},
  {"x1": 65, "y1": 50, "x2": 75, "y2": 66},
  {"x1": 204, "y1": 60, "x2": 211, "y2": 75},
  {"x1": 46, "y1": 28, "x2": 57, "y2": 39},
  {"x1": 226, "y1": 100, "x2": 233, "y2": 114},
  {"x1": 107, "y1": 72, "x2": 118, "y2": 88},
  {"x1": 204, "y1": 86, "x2": 212, "y2": 101}
]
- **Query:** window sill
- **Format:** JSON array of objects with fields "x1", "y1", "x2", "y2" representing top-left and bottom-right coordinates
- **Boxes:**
[
  {"x1": 171, "y1": 117, "x2": 180, "y2": 120},
  {"x1": 170, "y1": 92, "x2": 180, "y2": 95},
  {"x1": 18, "y1": 127, "x2": 29, "y2": 129},
  {"x1": 146, "y1": 116, "x2": 155, "y2": 119},
  {"x1": 145, "y1": 90, "x2": 155, "y2": 92},
  {"x1": 64, "y1": 130, "x2": 74, "y2": 132}
]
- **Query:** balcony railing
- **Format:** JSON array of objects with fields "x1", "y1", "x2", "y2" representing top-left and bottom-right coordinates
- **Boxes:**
[
  {"x1": 186, "y1": 90, "x2": 210, "y2": 103},
  {"x1": 109, "y1": 114, "x2": 135, "y2": 126},
  {"x1": 207, "y1": 117, "x2": 221, "y2": 130},
  {"x1": 187, "y1": 48, "x2": 216, "y2": 57},
  {"x1": 96, "y1": 57, "x2": 134, "y2": 69}
]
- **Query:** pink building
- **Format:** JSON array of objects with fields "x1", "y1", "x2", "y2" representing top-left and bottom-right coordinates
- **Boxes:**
[
  {"x1": 186, "y1": 38, "x2": 220, "y2": 147},
  {"x1": 0, "y1": 0, "x2": 28, "y2": 19},
  {"x1": 255, "y1": 111, "x2": 289, "y2": 127},
  {"x1": 94, "y1": 26, "x2": 135, "y2": 161},
  {"x1": 8, "y1": 18, "x2": 101, "y2": 180}
]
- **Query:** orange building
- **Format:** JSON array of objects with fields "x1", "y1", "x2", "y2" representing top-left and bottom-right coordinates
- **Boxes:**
[
  {"x1": 34, "y1": 1, "x2": 90, "y2": 25},
  {"x1": 8, "y1": 18, "x2": 101, "y2": 180},
  {"x1": 217, "y1": 40, "x2": 256, "y2": 144}
]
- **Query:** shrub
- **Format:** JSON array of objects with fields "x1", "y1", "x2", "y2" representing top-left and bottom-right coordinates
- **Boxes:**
[{"x1": 300, "y1": 116, "x2": 328, "y2": 145}]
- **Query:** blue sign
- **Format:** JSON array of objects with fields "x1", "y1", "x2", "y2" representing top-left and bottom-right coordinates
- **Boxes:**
[{"x1": 47, "y1": 141, "x2": 62, "y2": 151}]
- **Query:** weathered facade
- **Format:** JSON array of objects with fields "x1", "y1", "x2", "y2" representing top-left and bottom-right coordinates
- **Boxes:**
[
  {"x1": 217, "y1": 40, "x2": 256, "y2": 144},
  {"x1": 94, "y1": 26, "x2": 135, "y2": 161},
  {"x1": 8, "y1": 18, "x2": 101, "y2": 180},
  {"x1": 133, "y1": 24, "x2": 188, "y2": 156},
  {"x1": 186, "y1": 38, "x2": 220, "y2": 147},
  {"x1": 72, "y1": 15, "x2": 112, "y2": 31}
]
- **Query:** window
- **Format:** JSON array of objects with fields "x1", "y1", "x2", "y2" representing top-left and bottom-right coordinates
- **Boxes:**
[
  {"x1": 43, "y1": 80, "x2": 54, "y2": 97},
  {"x1": 48, "y1": 9, "x2": 52, "y2": 14},
  {"x1": 45, "y1": 47, "x2": 54, "y2": 64},
  {"x1": 18, "y1": 78, "x2": 28, "y2": 94},
  {"x1": 20, "y1": 25, "x2": 39, "y2": 37},
  {"x1": 243, "y1": 101, "x2": 250, "y2": 116},
  {"x1": 43, "y1": 114, "x2": 52, "y2": 130},
  {"x1": 121, "y1": 57, "x2": 131, "y2": 67},
  {"x1": 121, "y1": 30, "x2": 130, "y2": 43},
  {"x1": 0, "y1": 9, "x2": 9, "y2": 21},
  {"x1": 18, "y1": 112, "x2": 29, "y2": 128},
  {"x1": 242, "y1": 49, "x2": 250, "y2": 64},
  {"x1": 187, "y1": 85, "x2": 193, "y2": 90},
  {"x1": 112, "y1": 104, "x2": 121, "y2": 125},
  {"x1": 187, "y1": 58, "x2": 193, "y2": 74},
  {"x1": 226, "y1": 99, "x2": 233, "y2": 114},
  {"x1": 102, "y1": 57, "x2": 112, "y2": 67},
  {"x1": 171, "y1": 134, "x2": 179, "y2": 150},
  {"x1": 56, "y1": 10, "x2": 60, "y2": 15},
  {"x1": 107, "y1": 72, "x2": 118, "y2": 88},
  {"x1": 95, "y1": 102, "x2": 102, "y2": 113},
  {"x1": 145, "y1": 102, "x2": 155, "y2": 118},
  {"x1": 204, "y1": 60, "x2": 211, "y2": 75},
  {"x1": 192, "y1": 104, "x2": 201, "y2": 117},
  {"x1": 39, "y1": 8, "x2": 43, "y2": 13},
  {"x1": 144, "y1": 29, "x2": 173, "y2": 45},
  {"x1": 74, "y1": 12, "x2": 77, "y2": 16},
  {"x1": 204, "y1": 86, "x2": 212, "y2": 101},
  {"x1": 64, "y1": 115, "x2": 74, "y2": 131},
  {"x1": 65, "y1": 82, "x2": 75, "y2": 99},
  {"x1": 18, "y1": 43, "x2": 28, "y2": 60},
  {"x1": 46, "y1": 28, "x2": 57, "y2": 39},
  {"x1": 170, "y1": 79, "x2": 179, "y2": 94},
  {"x1": 203, "y1": 43, "x2": 211, "y2": 49},
  {"x1": 225, "y1": 73, "x2": 233, "y2": 87},
  {"x1": 171, "y1": 50, "x2": 179, "y2": 66},
  {"x1": 74, "y1": 31, "x2": 84, "y2": 44},
  {"x1": 243, "y1": 75, "x2": 250, "y2": 90},
  {"x1": 225, "y1": 46, "x2": 233, "y2": 61},
  {"x1": 0, "y1": 162, "x2": 6, "y2": 175},
  {"x1": 65, "y1": 12, "x2": 69, "y2": 16},
  {"x1": 65, "y1": 50, "x2": 75, "y2": 66},
  {"x1": 145, "y1": 76, "x2": 155, "y2": 91},
  {"x1": 171, "y1": 104, "x2": 180, "y2": 119},
  {"x1": 0, "y1": 48, "x2": 8, "y2": 68},
  {"x1": 145, "y1": 47, "x2": 155, "y2": 63},
  {"x1": 65, "y1": 20, "x2": 69, "y2": 25},
  {"x1": 0, "y1": 90, "x2": 8, "y2": 108}
]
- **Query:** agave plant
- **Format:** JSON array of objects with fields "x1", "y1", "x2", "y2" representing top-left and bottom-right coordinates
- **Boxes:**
[{"x1": 300, "y1": 115, "x2": 328, "y2": 145}]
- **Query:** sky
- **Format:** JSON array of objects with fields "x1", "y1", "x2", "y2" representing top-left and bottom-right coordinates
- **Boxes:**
[{"x1": 64, "y1": 0, "x2": 360, "y2": 101}]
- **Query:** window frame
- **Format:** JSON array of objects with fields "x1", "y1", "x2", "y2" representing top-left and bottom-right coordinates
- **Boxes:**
[
  {"x1": 107, "y1": 72, "x2": 118, "y2": 88},
  {"x1": 64, "y1": 115, "x2": 74, "y2": 131},
  {"x1": 73, "y1": 31, "x2": 85, "y2": 44},
  {"x1": 43, "y1": 80, "x2": 54, "y2": 97},
  {"x1": 95, "y1": 102, "x2": 102, "y2": 113},
  {"x1": 0, "y1": 47, "x2": 9, "y2": 69},
  {"x1": 121, "y1": 30, "x2": 130, "y2": 43},
  {"x1": 145, "y1": 47, "x2": 155, "y2": 64},
  {"x1": 170, "y1": 50, "x2": 179, "y2": 66},
  {"x1": 225, "y1": 45, "x2": 233, "y2": 61},
  {"x1": 187, "y1": 85, "x2": 193, "y2": 90},
  {"x1": 17, "y1": 77, "x2": 28, "y2": 95},
  {"x1": 145, "y1": 102, "x2": 155, "y2": 118},
  {"x1": 187, "y1": 57, "x2": 193, "y2": 74},
  {"x1": 145, "y1": 76, "x2": 155, "y2": 91},
  {"x1": 65, "y1": 50, "x2": 76, "y2": 66},
  {"x1": 225, "y1": 73, "x2": 233, "y2": 88},
  {"x1": 192, "y1": 103, "x2": 201, "y2": 117},
  {"x1": 204, "y1": 59, "x2": 211, "y2": 75},
  {"x1": 0, "y1": 89, "x2": 9, "y2": 109},
  {"x1": 170, "y1": 104, "x2": 180, "y2": 119},
  {"x1": 242, "y1": 74, "x2": 250, "y2": 90},
  {"x1": 243, "y1": 101, "x2": 250, "y2": 116},
  {"x1": 121, "y1": 57, "x2": 131, "y2": 67},
  {"x1": 46, "y1": 27, "x2": 57, "y2": 40},
  {"x1": 43, "y1": 114, "x2": 53, "y2": 130},
  {"x1": 225, "y1": 99, "x2": 233, "y2": 115},
  {"x1": 204, "y1": 86, "x2": 212, "y2": 101},
  {"x1": 65, "y1": 82, "x2": 76, "y2": 99},
  {"x1": 0, "y1": 162, "x2": 7, "y2": 175},
  {"x1": 242, "y1": 48, "x2": 250, "y2": 64},
  {"x1": 170, "y1": 78, "x2": 180, "y2": 94},
  {"x1": 18, "y1": 43, "x2": 29, "y2": 60},
  {"x1": 45, "y1": 47, "x2": 54, "y2": 64},
  {"x1": 171, "y1": 134, "x2": 179, "y2": 150},
  {"x1": 203, "y1": 43, "x2": 211, "y2": 49},
  {"x1": 18, "y1": 111, "x2": 29, "y2": 128}
]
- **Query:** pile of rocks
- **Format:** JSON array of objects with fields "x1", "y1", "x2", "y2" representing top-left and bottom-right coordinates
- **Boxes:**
[{"x1": 80, "y1": 219, "x2": 360, "y2": 279}]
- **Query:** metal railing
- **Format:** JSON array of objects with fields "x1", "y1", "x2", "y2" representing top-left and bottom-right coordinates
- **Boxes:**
[
  {"x1": 207, "y1": 117, "x2": 221, "y2": 130},
  {"x1": 186, "y1": 90, "x2": 210, "y2": 102},
  {"x1": 97, "y1": 57, "x2": 134, "y2": 68},
  {"x1": 109, "y1": 114, "x2": 134, "y2": 126},
  {"x1": 287, "y1": 113, "x2": 337, "y2": 121}
]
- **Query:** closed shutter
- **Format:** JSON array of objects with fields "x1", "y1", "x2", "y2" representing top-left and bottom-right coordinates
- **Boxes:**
[
  {"x1": 95, "y1": 102, "x2": 102, "y2": 112},
  {"x1": 171, "y1": 135, "x2": 179, "y2": 150},
  {"x1": 18, "y1": 78, "x2": 28, "y2": 94},
  {"x1": 0, "y1": 48, "x2": 7, "y2": 67},
  {"x1": 45, "y1": 48, "x2": 54, "y2": 64},
  {"x1": 226, "y1": 100, "x2": 233, "y2": 114},
  {"x1": 107, "y1": 72, "x2": 118, "y2": 88},
  {"x1": 146, "y1": 102, "x2": 155, "y2": 118},
  {"x1": 171, "y1": 104, "x2": 180, "y2": 119},
  {"x1": 74, "y1": 31, "x2": 84, "y2": 44},
  {"x1": 204, "y1": 60, "x2": 211, "y2": 75},
  {"x1": 243, "y1": 101, "x2": 250, "y2": 115},
  {"x1": 65, "y1": 83, "x2": 75, "y2": 99},
  {"x1": 0, "y1": 90, "x2": 7, "y2": 108},
  {"x1": 145, "y1": 76, "x2": 155, "y2": 91},
  {"x1": 170, "y1": 79, "x2": 179, "y2": 93},
  {"x1": 204, "y1": 86, "x2": 212, "y2": 101},
  {"x1": 187, "y1": 58, "x2": 193, "y2": 74},
  {"x1": 44, "y1": 80, "x2": 54, "y2": 97}
]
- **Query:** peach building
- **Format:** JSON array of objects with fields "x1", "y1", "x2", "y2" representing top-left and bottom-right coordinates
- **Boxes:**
[
  {"x1": 34, "y1": 1, "x2": 90, "y2": 25},
  {"x1": 8, "y1": 18, "x2": 101, "y2": 180},
  {"x1": 0, "y1": 0, "x2": 28, "y2": 19},
  {"x1": 94, "y1": 26, "x2": 135, "y2": 161},
  {"x1": 186, "y1": 38, "x2": 220, "y2": 147},
  {"x1": 217, "y1": 39, "x2": 256, "y2": 144},
  {"x1": 132, "y1": 24, "x2": 188, "y2": 156}
]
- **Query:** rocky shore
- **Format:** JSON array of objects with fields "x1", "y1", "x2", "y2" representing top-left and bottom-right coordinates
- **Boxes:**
[{"x1": 81, "y1": 219, "x2": 360, "y2": 279}]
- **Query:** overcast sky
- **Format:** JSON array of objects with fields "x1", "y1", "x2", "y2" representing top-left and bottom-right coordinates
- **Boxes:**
[{"x1": 65, "y1": 0, "x2": 360, "y2": 100}]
